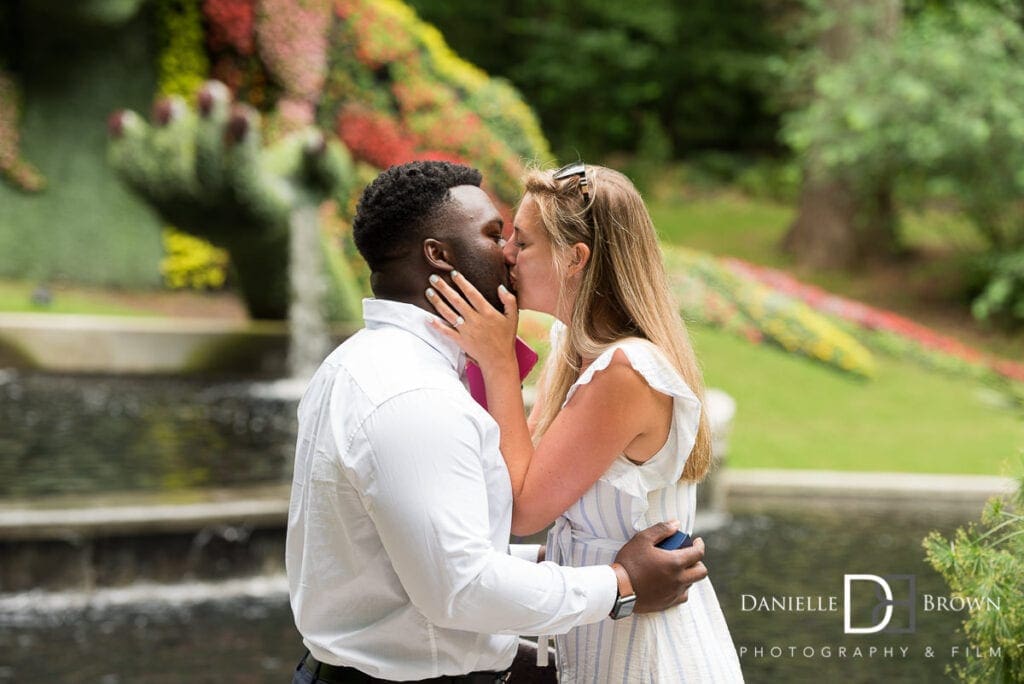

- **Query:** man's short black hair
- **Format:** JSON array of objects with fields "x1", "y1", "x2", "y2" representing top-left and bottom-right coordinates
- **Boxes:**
[{"x1": 352, "y1": 160, "x2": 483, "y2": 270}]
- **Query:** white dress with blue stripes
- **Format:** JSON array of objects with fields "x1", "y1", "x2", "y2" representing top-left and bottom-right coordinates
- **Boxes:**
[{"x1": 543, "y1": 333, "x2": 744, "y2": 683}]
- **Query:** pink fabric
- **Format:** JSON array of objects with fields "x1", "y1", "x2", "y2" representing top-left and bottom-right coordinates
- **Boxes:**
[{"x1": 466, "y1": 337, "x2": 538, "y2": 409}]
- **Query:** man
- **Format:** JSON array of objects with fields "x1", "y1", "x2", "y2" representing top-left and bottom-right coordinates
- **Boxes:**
[{"x1": 286, "y1": 161, "x2": 708, "y2": 683}]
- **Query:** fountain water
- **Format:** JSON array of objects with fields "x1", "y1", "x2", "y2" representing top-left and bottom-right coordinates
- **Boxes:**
[{"x1": 286, "y1": 202, "x2": 330, "y2": 383}]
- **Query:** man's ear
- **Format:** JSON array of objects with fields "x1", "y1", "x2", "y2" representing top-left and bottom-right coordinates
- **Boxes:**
[
  {"x1": 423, "y1": 238, "x2": 455, "y2": 271},
  {"x1": 566, "y1": 242, "x2": 591, "y2": 277}
]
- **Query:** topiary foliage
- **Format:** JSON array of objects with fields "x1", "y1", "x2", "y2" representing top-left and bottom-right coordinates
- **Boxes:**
[
  {"x1": 109, "y1": 81, "x2": 361, "y2": 320},
  {"x1": 201, "y1": 0, "x2": 550, "y2": 214},
  {"x1": 0, "y1": 68, "x2": 46, "y2": 193},
  {"x1": 104, "y1": 0, "x2": 551, "y2": 319}
]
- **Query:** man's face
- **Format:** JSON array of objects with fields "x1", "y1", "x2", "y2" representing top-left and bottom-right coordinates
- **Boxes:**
[{"x1": 438, "y1": 185, "x2": 511, "y2": 311}]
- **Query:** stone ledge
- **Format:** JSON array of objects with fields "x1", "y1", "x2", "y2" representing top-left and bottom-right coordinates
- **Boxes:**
[
  {"x1": 0, "y1": 484, "x2": 291, "y2": 540},
  {"x1": 1, "y1": 472, "x2": 1015, "y2": 592},
  {"x1": 0, "y1": 313, "x2": 357, "y2": 374},
  {"x1": 1, "y1": 471, "x2": 1016, "y2": 543},
  {"x1": 724, "y1": 468, "x2": 1016, "y2": 514}
]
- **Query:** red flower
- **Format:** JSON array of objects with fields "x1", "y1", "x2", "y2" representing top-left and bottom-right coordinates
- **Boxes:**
[
  {"x1": 203, "y1": 0, "x2": 256, "y2": 56},
  {"x1": 336, "y1": 106, "x2": 417, "y2": 168}
]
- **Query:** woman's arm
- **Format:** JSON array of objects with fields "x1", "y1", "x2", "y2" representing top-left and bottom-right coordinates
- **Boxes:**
[
  {"x1": 510, "y1": 353, "x2": 665, "y2": 534},
  {"x1": 426, "y1": 272, "x2": 536, "y2": 499},
  {"x1": 427, "y1": 273, "x2": 668, "y2": 536}
]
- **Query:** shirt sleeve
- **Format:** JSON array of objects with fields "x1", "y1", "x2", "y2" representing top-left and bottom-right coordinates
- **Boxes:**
[
  {"x1": 354, "y1": 388, "x2": 616, "y2": 636},
  {"x1": 509, "y1": 544, "x2": 542, "y2": 562}
]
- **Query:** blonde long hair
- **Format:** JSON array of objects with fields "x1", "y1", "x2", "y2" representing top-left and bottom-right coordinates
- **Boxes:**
[{"x1": 528, "y1": 165, "x2": 712, "y2": 482}]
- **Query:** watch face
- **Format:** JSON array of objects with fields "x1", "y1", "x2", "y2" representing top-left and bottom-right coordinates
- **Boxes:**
[{"x1": 611, "y1": 594, "x2": 637, "y2": 620}]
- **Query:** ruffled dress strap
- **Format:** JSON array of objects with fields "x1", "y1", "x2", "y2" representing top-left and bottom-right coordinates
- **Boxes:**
[{"x1": 563, "y1": 331, "x2": 703, "y2": 529}]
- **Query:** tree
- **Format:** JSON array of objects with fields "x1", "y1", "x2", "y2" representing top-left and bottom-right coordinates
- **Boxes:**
[
  {"x1": 783, "y1": 1, "x2": 1024, "y2": 323},
  {"x1": 782, "y1": 0, "x2": 903, "y2": 269},
  {"x1": 407, "y1": 0, "x2": 790, "y2": 160}
]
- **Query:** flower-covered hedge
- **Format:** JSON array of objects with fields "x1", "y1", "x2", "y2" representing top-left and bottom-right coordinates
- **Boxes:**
[
  {"x1": 157, "y1": 0, "x2": 227, "y2": 290},
  {"x1": 0, "y1": 70, "x2": 45, "y2": 193},
  {"x1": 161, "y1": 228, "x2": 230, "y2": 289},
  {"x1": 157, "y1": 0, "x2": 208, "y2": 98},
  {"x1": 255, "y1": 0, "x2": 332, "y2": 132},
  {"x1": 197, "y1": 0, "x2": 550, "y2": 216},
  {"x1": 166, "y1": 0, "x2": 553, "y2": 305},
  {"x1": 99, "y1": 0, "x2": 550, "y2": 310},
  {"x1": 204, "y1": 0, "x2": 255, "y2": 55},
  {"x1": 335, "y1": 105, "x2": 418, "y2": 170},
  {"x1": 665, "y1": 246, "x2": 876, "y2": 378}
]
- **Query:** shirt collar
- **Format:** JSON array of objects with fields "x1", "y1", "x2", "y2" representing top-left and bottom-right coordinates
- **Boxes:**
[{"x1": 362, "y1": 298, "x2": 467, "y2": 374}]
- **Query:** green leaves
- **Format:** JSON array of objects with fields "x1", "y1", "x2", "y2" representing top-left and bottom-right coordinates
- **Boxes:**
[
  {"x1": 407, "y1": 0, "x2": 788, "y2": 159},
  {"x1": 972, "y1": 250, "x2": 1024, "y2": 327},
  {"x1": 923, "y1": 461, "x2": 1024, "y2": 683}
]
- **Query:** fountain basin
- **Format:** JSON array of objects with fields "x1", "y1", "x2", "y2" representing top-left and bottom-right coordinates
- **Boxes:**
[
  {"x1": 1, "y1": 472, "x2": 1011, "y2": 594},
  {"x1": 0, "y1": 313, "x2": 357, "y2": 374},
  {"x1": 0, "y1": 485, "x2": 290, "y2": 592}
]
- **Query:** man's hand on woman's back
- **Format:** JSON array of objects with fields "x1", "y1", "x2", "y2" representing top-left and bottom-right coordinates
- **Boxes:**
[{"x1": 614, "y1": 521, "x2": 708, "y2": 613}]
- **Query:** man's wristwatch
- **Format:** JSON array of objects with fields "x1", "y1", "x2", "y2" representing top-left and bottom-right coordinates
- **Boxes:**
[{"x1": 609, "y1": 562, "x2": 637, "y2": 620}]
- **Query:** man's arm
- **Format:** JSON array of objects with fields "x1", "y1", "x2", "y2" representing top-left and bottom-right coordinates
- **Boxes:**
[
  {"x1": 509, "y1": 544, "x2": 543, "y2": 562},
  {"x1": 358, "y1": 389, "x2": 614, "y2": 636}
]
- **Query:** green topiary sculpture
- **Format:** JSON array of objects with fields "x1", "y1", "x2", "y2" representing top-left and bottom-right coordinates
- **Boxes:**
[{"x1": 108, "y1": 81, "x2": 361, "y2": 320}]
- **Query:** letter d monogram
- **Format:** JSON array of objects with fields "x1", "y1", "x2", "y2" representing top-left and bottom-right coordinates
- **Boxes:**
[{"x1": 844, "y1": 574, "x2": 893, "y2": 634}]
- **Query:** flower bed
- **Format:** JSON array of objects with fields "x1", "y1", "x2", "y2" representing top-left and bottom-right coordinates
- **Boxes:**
[
  {"x1": 724, "y1": 257, "x2": 1024, "y2": 384},
  {"x1": 664, "y1": 247, "x2": 876, "y2": 378}
]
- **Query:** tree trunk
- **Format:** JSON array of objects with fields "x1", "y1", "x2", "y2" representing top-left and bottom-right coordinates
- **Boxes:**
[
  {"x1": 783, "y1": 0, "x2": 902, "y2": 269},
  {"x1": 783, "y1": 173, "x2": 899, "y2": 269}
]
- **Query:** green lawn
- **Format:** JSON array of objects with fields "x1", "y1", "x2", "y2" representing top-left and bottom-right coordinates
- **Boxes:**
[
  {"x1": 648, "y1": 192, "x2": 981, "y2": 261},
  {"x1": 647, "y1": 191, "x2": 1021, "y2": 474},
  {"x1": 693, "y1": 325, "x2": 1022, "y2": 475},
  {"x1": 0, "y1": 281, "x2": 149, "y2": 316},
  {"x1": 649, "y1": 192, "x2": 794, "y2": 267}
]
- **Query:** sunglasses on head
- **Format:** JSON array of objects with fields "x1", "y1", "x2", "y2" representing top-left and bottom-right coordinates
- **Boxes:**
[{"x1": 553, "y1": 161, "x2": 590, "y2": 202}]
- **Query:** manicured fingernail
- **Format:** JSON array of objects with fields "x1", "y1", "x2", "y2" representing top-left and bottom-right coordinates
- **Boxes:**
[
  {"x1": 426, "y1": 287, "x2": 436, "y2": 298},
  {"x1": 451, "y1": 270, "x2": 460, "y2": 279},
  {"x1": 429, "y1": 274, "x2": 439, "y2": 284},
  {"x1": 499, "y1": 285, "x2": 508, "y2": 294}
]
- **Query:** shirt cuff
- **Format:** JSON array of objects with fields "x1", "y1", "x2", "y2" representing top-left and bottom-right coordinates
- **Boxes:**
[
  {"x1": 509, "y1": 543, "x2": 542, "y2": 562},
  {"x1": 568, "y1": 563, "x2": 619, "y2": 624}
]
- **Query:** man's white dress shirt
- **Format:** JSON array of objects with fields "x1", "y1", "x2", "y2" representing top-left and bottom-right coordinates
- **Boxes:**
[{"x1": 286, "y1": 299, "x2": 616, "y2": 680}]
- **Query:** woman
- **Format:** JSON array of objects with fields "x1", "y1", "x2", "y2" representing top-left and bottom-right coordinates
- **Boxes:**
[{"x1": 425, "y1": 164, "x2": 743, "y2": 682}]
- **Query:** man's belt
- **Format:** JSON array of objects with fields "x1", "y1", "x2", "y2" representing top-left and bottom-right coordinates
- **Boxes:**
[{"x1": 302, "y1": 652, "x2": 511, "y2": 684}]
